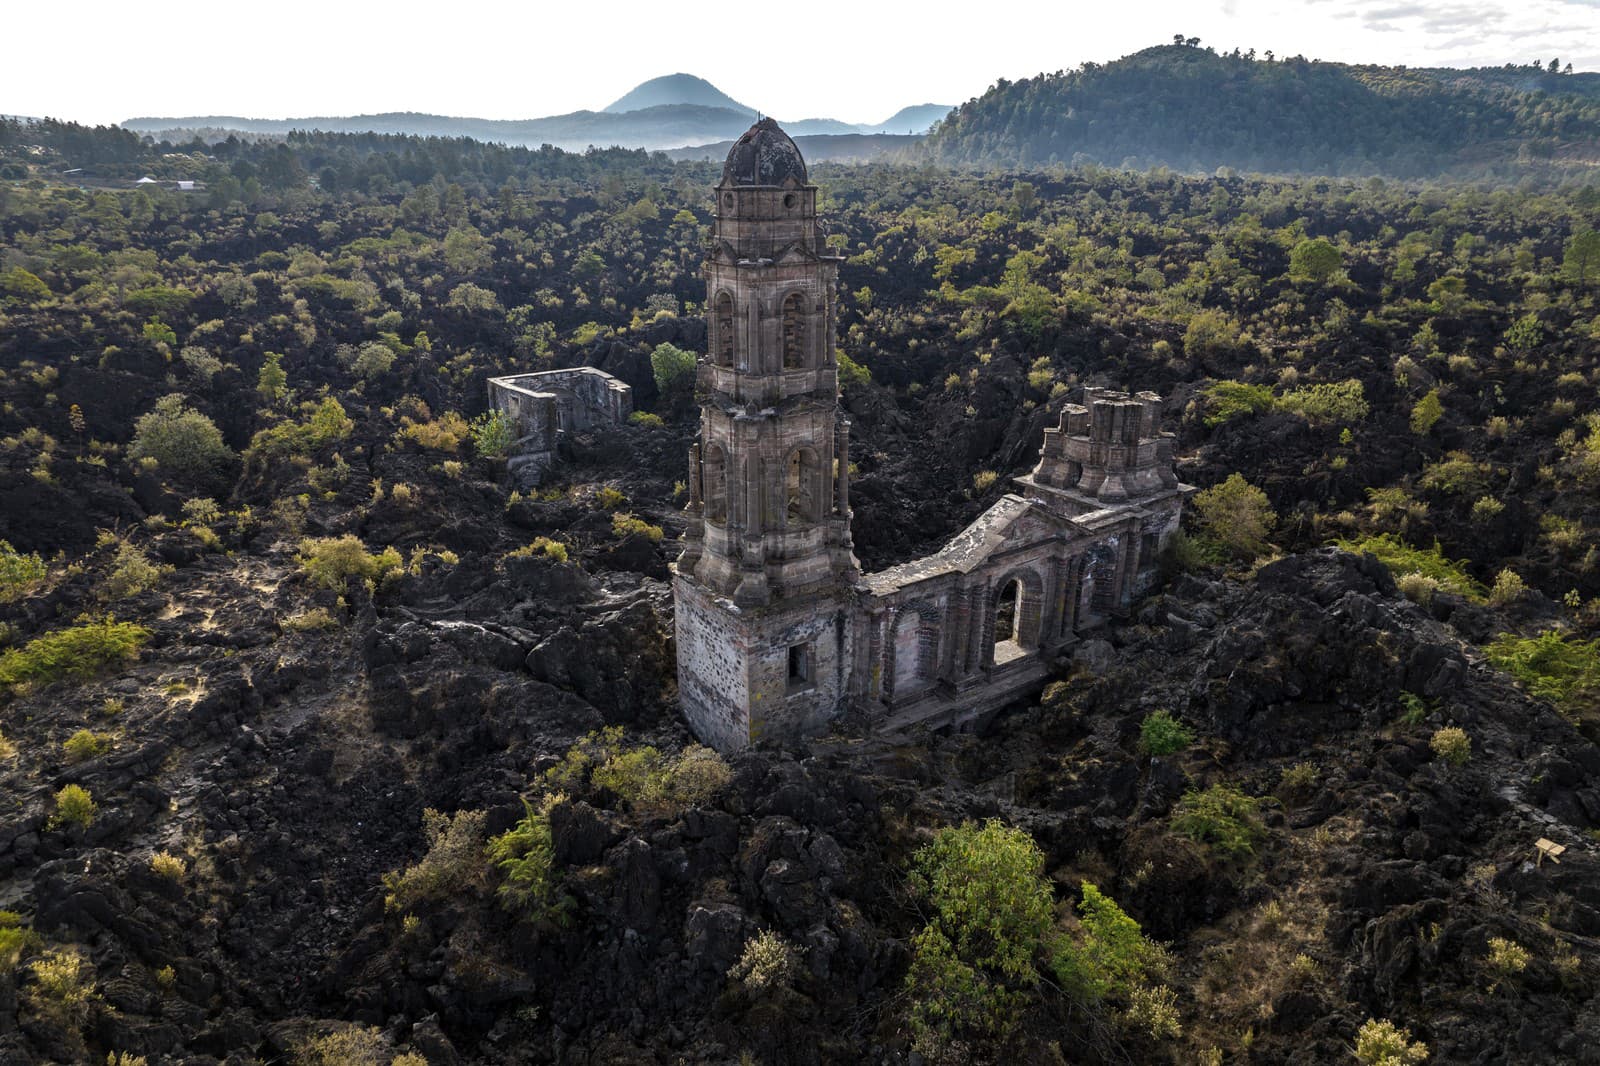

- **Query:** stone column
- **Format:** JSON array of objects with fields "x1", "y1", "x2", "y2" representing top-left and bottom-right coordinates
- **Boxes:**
[
  {"x1": 688, "y1": 442, "x2": 703, "y2": 512},
  {"x1": 835, "y1": 419, "x2": 851, "y2": 516}
]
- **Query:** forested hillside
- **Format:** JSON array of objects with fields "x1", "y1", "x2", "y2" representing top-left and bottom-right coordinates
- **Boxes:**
[
  {"x1": 924, "y1": 42, "x2": 1600, "y2": 176},
  {"x1": 2, "y1": 119, "x2": 1600, "y2": 1063}
]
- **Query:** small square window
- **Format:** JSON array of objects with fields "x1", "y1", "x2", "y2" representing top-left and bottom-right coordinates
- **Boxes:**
[{"x1": 787, "y1": 642, "x2": 813, "y2": 689}]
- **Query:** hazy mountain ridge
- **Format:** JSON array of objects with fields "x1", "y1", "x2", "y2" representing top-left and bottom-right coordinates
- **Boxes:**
[
  {"x1": 923, "y1": 43, "x2": 1600, "y2": 175},
  {"x1": 122, "y1": 75, "x2": 954, "y2": 152}
]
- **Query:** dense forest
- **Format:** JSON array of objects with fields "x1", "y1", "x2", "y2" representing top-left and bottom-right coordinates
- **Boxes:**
[
  {"x1": 924, "y1": 43, "x2": 1600, "y2": 176},
  {"x1": 2, "y1": 116, "x2": 1600, "y2": 1064}
]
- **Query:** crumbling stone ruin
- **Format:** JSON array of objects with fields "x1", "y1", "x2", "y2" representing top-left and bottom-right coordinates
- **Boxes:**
[
  {"x1": 487, "y1": 367, "x2": 632, "y2": 486},
  {"x1": 672, "y1": 120, "x2": 1194, "y2": 751}
]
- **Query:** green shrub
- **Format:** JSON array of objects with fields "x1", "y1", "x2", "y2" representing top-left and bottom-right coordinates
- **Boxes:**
[
  {"x1": 1170, "y1": 784, "x2": 1263, "y2": 858},
  {"x1": 1410, "y1": 389, "x2": 1444, "y2": 435},
  {"x1": 972, "y1": 469, "x2": 999, "y2": 492},
  {"x1": 545, "y1": 730, "x2": 731, "y2": 814},
  {"x1": 63, "y1": 729, "x2": 112, "y2": 762},
  {"x1": 611, "y1": 513, "x2": 664, "y2": 542},
  {"x1": 27, "y1": 947, "x2": 98, "y2": 1026},
  {"x1": 50, "y1": 784, "x2": 97, "y2": 829},
  {"x1": 1337, "y1": 533, "x2": 1484, "y2": 601},
  {"x1": 1051, "y1": 881, "x2": 1170, "y2": 1005},
  {"x1": 245, "y1": 397, "x2": 353, "y2": 464},
  {"x1": 0, "y1": 617, "x2": 150, "y2": 686},
  {"x1": 1355, "y1": 1018, "x2": 1428, "y2": 1065},
  {"x1": 381, "y1": 808, "x2": 486, "y2": 912},
  {"x1": 149, "y1": 851, "x2": 187, "y2": 880},
  {"x1": 507, "y1": 537, "x2": 568, "y2": 563},
  {"x1": 1278, "y1": 762, "x2": 1318, "y2": 794},
  {"x1": 1430, "y1": 726, "x2": 1471, "y2": 766},
  {"x1": 0, "y1": 910, "x2": 39, "y2": 967},
  {"x1": 906, "y1": 819, "x2": 1056, "y2": 1045},
  {"x1": 650, "y1": 342, "x2": 697, "y2": 392},
  {"x1": 105, "y1": 542, "x2": 170, "y2": 600},
  {"x1": 628, "y1": 411, "x2": 665, "y2": 428},
  {"x1": 596, "y1": 486, "x2": 627, "y2": 510},
  {"x1": 293, "y1": 1026, "x2": 400, "y2": 1066},
  {"x1": 296, "y1": 535, "x2": 404, "y2": 590},
  {"x1": 470, "y1": 409, "x2": 514, "y2": 458},
  {"x1": 1138, "y1": 710, "x2": 1192, "y2": 756},
  {"x1": 0, "y1": 540, "x2": 47, "y2": 603},
  {"x1": 1398, "y1": 691, "x2": 1430, "y2": 726},
  {"x1": 1201, "y1": 381, "x2": 1275, "y2": 426},
  {"x1": 1279, "y1": 379, "x2": 1369, "y2": 424},
  {"x1": 1192, "y1": 473, "x2": 1276, "y2": 560},
  {"x1": 280, "y1": 608, "x2": 338, "y2": 632},
  {"x1": 1484, "y1": 936, "x2": 1529, "y2": 990},
  {"x1": 129, "y1": 394, "x2": 233, "y2": 480},
  {"x1": 1485, "y1": 630, "x2": 1600, "y2": 712},
  {"x1": 487, "y1": 795, "x2": 570, "y2": 922},
  {"x1": 728, "y1": 929, "x2": 799, "y2": 995}
]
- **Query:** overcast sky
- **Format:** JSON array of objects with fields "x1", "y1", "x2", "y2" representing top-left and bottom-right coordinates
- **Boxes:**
[{"x1": 4, "y1": 0, "x2": 1596, "y2": 127}]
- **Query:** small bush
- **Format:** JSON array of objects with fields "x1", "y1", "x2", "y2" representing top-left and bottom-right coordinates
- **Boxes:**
[
  {"x1": 0, "y1": 617, "x2": 150, "y2": 686},
  {"x1": 1337, "y1": 533, "x2": 1484, "y2": 601},
  {"x1": 0, "y1": 911, "x2": 39, "y2": 967},
  {"x1": 296, "y1": 535, "x2": 404, "y2": 591},
  {"x1": 63, "y1": 729, "x2": 112, "y2": 762},
  {"x1": 1484, "y1": 630, "x2": 1600, "y2": 713},
  {"x1": 293, "y1": 1026, "x2": 396, "y2": 1066},
  {"x1": 470, "y1": 409, "x2": 514, "y2": 458},
  {"x1": 1279, "y1": 379, "x2": 1369, "y2": 424},
  {"x1": 130, "y1": 394, "x2": 233, "y2": 480},
  {"x1": 1138, "y1": 710, "x2": 1192, "y2": 756},
  {"x1": 399, "y1": 410, "x2": 472, "y2": 452},
  {"x1": 0, "y1": 729, "x2": 16, "y2": 762},
  {"x1": 596, "y1": 486, "x2": 627, "y2": 510},
  {"x1": 1193, "y1": 473, "x2": 1276, "y2": 561},
  {"x1": 487, "y1": 795, "x2": 570, "y2": 922},
  {"x1": 1278, "y1": 762, "x2": 1318, "y2": 794},
  {"x1": 149, "y1": 851, "x2": 187, "y2": 880},
  {"x1": 1355, "y1": 1018, "x2": 1428, "y2": 1065},
  {"x1": 105, "y1": 542, "x2": 170, "y2": 600},
  {"x1": 27, "y1": 947, "x2": 98, "y2": 1025},
  {"x1": 1170, "y1": 784, "x2": 1264, "y2": 858},
  {"x1": 0, "y1": 539, "x2": 47, "y2": 602},
  {"x1": 281, "y1": 607, "x2": 338, "y2": 632},
  {"x1": 1122, "y1": 983, "x2": 1182, "y2": 1039},
  {"x1": 1485, "y1": 936, "x2": 1529, "y2": 990},
  {"x1": 628, "y1": 411, "x2": 665, "y2": 428},
  {"x1": 1410, "y1": 389, "x2": 1444, "y2": 435},
  {"x1": 1488, "y1": 568, "x2": 1525, "y2": 606},
  {"x1": 611, "y1": 513, "x2": 664, "y2": 542},
  {"x1": 507, "y1": 537, "x2": 568, "y2": 563},
  {"x1": 1201, "y1": 380, "x2": 1275, "y2": 426},
  {"x1": 382, "y1": 808, "x2": 486, "y2": 912},
  {"x1": 1430, "y1": 726, "x2": 1472, "y2": 766},
  {"x1": 650, "y1": 341, "x2": 697, "y2": 392},
  {"x1": 181, "y1": 497, "x2": 222, "y2": 525},
  {"x1": 972, "y1": 469, "x2": 999, "y2": 492},
  {"x1": 50, "y1": 784, "x2": 97, "y2": 828},
  {"x1": 729, "y1": 930, "x2": 799, "y2": 995}
]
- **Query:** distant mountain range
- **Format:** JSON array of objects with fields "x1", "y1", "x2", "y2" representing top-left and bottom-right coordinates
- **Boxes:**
[{"x1": 122, "y1": 74, "x2": 953, "y2": 152}]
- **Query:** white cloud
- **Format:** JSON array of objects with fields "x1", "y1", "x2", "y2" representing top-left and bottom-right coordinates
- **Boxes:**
[{"x1": 0, "y1": 0, "x2": 1594, "y2": 128}]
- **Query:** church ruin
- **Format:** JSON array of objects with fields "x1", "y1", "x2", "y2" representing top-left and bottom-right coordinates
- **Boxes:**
[
  {"x1": 487, "y1": 367, "x2": 633, "y2": 487},
  {"x1": 673, "y1": 120, "x2": 1193, "y2": 751}
]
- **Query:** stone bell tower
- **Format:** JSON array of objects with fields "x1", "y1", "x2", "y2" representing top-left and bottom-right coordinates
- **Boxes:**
[{"x1": 673, "y1": 119, "x2": 858, "y2": 751}]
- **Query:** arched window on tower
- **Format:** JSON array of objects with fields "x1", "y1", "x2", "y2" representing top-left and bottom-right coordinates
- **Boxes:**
[
  {"x1": 704, "y1": 444, "x2": 728, "y2": 524},
  {"x1": 786, "y1": 448, "x2": 818, "y2": 526},
  {"x1": 714, "y1": 292, "x2": 734, "y2": 367},
  {"x1": 781, "y1": 292, "x2": 805, "y2": 369}
]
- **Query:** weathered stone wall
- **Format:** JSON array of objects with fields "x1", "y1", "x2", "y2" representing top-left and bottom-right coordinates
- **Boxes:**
[
  {"x1": 674, "y1": 576, "x2": 751, "y2": 752},
  {"x1": 487, "y1": 368, "x2": 633, "y2": 487}
]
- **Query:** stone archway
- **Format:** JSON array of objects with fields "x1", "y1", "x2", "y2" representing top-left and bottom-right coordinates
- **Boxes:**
[{"x1": 991, "y1": 567, "x2": 1045, "y2": 666}]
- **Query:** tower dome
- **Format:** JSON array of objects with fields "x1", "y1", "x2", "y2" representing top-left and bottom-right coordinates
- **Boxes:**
[{"x1": 720, "y1": 118, "x2": 808, "y2": 187}]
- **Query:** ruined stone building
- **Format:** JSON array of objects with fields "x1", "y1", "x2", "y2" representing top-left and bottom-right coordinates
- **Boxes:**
[
  {"x1": 488, "y1": 367, "x2": 633, "y2": 486},
  {"x1": 673, "y1": 120, "x2": 1192, "y2": 751}
]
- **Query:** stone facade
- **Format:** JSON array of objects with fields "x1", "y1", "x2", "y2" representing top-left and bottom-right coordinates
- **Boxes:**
[
  {"x1": 487, "y1": 367, "x2": 632, "y2": 486},
  {"x1": 674, "y1": 121, "x2": 1193, "y2": 751}
]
